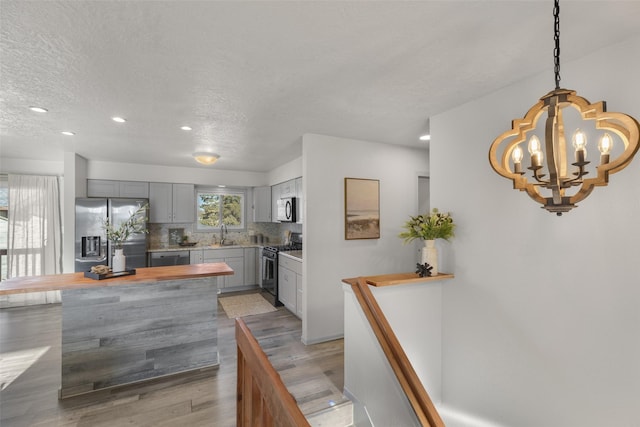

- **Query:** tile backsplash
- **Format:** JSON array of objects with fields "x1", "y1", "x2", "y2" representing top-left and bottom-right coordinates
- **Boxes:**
[{"x1": 149, "y1": 222, "x2": 301, "y2": 248}]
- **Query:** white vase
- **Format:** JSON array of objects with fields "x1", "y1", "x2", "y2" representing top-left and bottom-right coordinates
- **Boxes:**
[
  {"x1": 112, "y1": 248, "x2": 126, "y2": 273},
  {"x1": 422, "y1": 240, "x2": 438, "y2": 276}
]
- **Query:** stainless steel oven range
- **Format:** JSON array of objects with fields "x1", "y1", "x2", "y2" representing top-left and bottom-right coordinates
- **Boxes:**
[{"x1": 261, "y1": 233, "x2": 302, "y2": 306}]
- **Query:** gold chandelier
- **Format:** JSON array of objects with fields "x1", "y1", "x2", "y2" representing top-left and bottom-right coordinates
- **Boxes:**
[{"x1": 489, "y1": 0, "x2": 640, "y2": 216}]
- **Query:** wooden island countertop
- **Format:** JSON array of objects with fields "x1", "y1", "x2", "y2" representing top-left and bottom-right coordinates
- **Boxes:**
[{"x1": 0, "y1": 263, "x2": 234, "y2": 295}]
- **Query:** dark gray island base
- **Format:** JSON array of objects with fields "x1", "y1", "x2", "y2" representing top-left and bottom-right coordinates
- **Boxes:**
[
  {"x1": 0, "y1": 263, "x2": 233, "y2": 399},
  {"x1": 61, "y1": 276, "x2": 221, "y2": 398}
]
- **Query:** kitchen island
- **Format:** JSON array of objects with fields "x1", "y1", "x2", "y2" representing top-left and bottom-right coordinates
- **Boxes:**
[{"x1": 0, "y1": 263, "x2": 233, "y2": 398}]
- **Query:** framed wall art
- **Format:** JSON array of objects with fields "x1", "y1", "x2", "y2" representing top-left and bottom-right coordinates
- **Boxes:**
[{"x1": 344, "y1": 177, "x2": 380, "y2": 240}]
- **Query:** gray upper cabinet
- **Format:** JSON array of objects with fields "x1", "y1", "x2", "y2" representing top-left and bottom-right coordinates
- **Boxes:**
[
  {"x1": 271, "y1": 178, "x2": 303, "y2": 223},
  {"x1": 149, "y1": 182, "x2": 195, "y2": 223},
  {"x1": 173, "y1": 184, "x2": 196, "y2": 223},
  {"x1": 87, "y1": 179, "x2": 149, "y2": 198},
  {"x1": 271, "y1": 182, "x2": 283, "y2": 223},
  {"x1": 295, "y1": 177, "x2": 303, "y2": 224},
  {"x1": 279, "y1": 180, "x2": 296, "y2": 198},
  {"x1": 252, "y1": 186, "x2": 272, "y2": 222},
  {"x1": 119, "y1": 181, "x2": 149, "y2": 198}
]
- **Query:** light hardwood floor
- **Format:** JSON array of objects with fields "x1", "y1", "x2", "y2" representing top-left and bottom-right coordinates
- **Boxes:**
[{"x1": 0, "y1": 291, "x2": 346, "y2": 426}]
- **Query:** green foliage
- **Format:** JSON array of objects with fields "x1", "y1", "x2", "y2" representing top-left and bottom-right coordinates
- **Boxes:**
[
  {"x1": 199, "y1": 194, "x2": 221, "y2": 227},
  {"x1": 197, "y1": 193, "x2": 242, "y2": 227},
  {"x1": 103, "y1": 204, "x2": 148, "y2": 249},
  {"x1": 399, "y1": 208, "x2": 455, "y2": 242}
]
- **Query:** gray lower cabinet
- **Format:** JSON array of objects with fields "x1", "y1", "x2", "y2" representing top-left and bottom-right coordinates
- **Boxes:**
[
  {"x1": 200, "y1": 248, "x2": 244, "y2": 289},
  {"x1": 278, "y1": 254, "x2": 302, "y2": 318},
  {"x1": 244, "y1": 247, "x2": 257, "y2": 285},
  {"x1": 190, "y1": 249, "x2": 203, "y2": 264},
  {"x1": 190, "y1": 247, "x2": 259, "y2": 289}
]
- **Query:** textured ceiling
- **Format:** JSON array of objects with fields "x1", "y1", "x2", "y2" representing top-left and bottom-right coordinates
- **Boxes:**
[{"x1": 2, "y1": 1, "x2": 640, "y2": 172}]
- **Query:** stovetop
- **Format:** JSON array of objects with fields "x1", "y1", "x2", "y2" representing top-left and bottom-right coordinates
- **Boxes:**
[{"x1": 263, "y1": 243, "x2": 302, "y2": 252}]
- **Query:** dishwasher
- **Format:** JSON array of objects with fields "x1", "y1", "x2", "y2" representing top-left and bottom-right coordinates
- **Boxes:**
[{"x1": 149, "y1": 251, "x2": 190, "y2": 267}]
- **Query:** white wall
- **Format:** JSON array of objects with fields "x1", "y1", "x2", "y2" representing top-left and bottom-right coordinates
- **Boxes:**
[
  {"x1": 268, "y1": 156, "x2": 302, "y2": 185},
  {"x1": 432, "y1": 36, "x2": 640, "y2": 426},
  {"x1": 343, "y1": 284, "x2": 421, "y2": 427},
  {"x1": 62, "y1": 153, "x2": 87, "y2": 273},
  {"x1": 302, "y1": 133, "x2": 429, "y2": 343},
  {"x1": 88, "y1": 160, "x2": 267, "y2": 187},
  {"x1": 0, "y1": 158, "x2": 63, "y2": 176},
  {"x1": 343, "y1": 280, "x2": 443, "y2": 427}
]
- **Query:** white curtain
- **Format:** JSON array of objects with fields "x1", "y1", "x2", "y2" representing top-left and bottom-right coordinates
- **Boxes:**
[{"x1": 7, "y1": 174, "x2": 62, "y2": 278}]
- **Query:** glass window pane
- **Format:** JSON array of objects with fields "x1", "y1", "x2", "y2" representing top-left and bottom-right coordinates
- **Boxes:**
[
  {"x1": 222, "y1": 194, "x2": 242, "y2": 227},
  {"x1": 198, "y1": 194, "x2": 221, "y2": 228},
  {"x1": 196, "y1": 189, "x2": 245, "y2": 231}
]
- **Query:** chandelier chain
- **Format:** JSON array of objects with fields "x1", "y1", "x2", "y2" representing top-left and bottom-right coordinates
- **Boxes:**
[{"x1": 554, "y1": 0, "x2": 561, "y2": 89}]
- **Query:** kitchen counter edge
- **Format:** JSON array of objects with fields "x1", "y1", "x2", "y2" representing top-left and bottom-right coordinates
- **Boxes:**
[
  {"x1": 148, "y1": 244, "x2": 263, "y2": 253},
  {"x1": 0, "y1": 263, "x2": 234, "y2": 295}
]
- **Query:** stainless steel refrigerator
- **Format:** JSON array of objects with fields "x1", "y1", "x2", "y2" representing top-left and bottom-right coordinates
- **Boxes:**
[{"x1": 74, "y1": 198, "x2": 149, "y2": 272}]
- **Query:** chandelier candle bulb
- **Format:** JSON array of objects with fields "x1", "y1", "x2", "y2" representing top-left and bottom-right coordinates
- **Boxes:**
[
  {"x1": 512, "y1": 146, "x2": 524, "y2": 173},
  {"x1": 599, "y1": 133, "x2": 612, "y2": 164}
]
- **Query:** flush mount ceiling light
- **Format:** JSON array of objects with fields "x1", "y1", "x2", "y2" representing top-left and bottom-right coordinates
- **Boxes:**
[
  {"x1": 489, "y1": 0, "x2": 640, "y2": 216},
  {"x1": 29, "y1": 106, "x2": 48, "y2": 113},
  {"x1": 192, "y1": 152, "x2": 220, "y2": 165},
  {"x1": 112, "y1": 116, "x2": 126, "y2": 123}
]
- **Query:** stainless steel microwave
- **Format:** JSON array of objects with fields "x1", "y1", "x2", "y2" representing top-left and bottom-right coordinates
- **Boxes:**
[{"x1": 276, "y1": 197, "x2": 296, "y2": 222}]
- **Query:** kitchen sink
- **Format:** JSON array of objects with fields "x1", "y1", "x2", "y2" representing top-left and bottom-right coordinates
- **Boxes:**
[{"x1": 209, "y1": 242, "x2": 238, "y2": 248}]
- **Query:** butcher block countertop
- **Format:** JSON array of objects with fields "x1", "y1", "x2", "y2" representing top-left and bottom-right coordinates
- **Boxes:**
[
  {"x1": 0, "y1": 263, "x2": 234, "y2": 295},
  {"x1": 342, "y1": 272, "x2": 454, "y2": 287}
]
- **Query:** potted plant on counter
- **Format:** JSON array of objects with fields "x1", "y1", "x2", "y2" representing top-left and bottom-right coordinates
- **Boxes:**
[
  {"x1": 399, "y1": 208, "x2": 455, "y2": 275},
  {"x1": 103, "y1": 203, "x2": 148, "y2": 272}
]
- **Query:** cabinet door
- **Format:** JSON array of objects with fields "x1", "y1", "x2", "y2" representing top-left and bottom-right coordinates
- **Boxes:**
[
  {"x1": 190, "y1": 250, "x2": 203, "y2": 264},
  {"x1": 224, "y1": 257, "x2": 245, "y2": 288},
  {"x1": 295, "y1": 177, "x2": 303, "y2": 224},
  {"x1": 244, "y1": 248, "x2": 257, "y2": 285},
  {"x1": 278, "y1": 266, "x2": 296, "y2": 313},
  {"x1": 280, "y1": 180, "x2": 295, "y2": 198},
  {"x1": 119, "y1": 181, "x2": 149, "y2": 198},
  {"x1": 149, "y1": 183, "x2": 173, "y2": 223},
  {"x1": 271, "y1": 182, "x2": 282, "y2": 223},
  {"x1": 172, "y1": 184, "x2": 195, "y2": 223},
  {"x1": 253, "y1": 186, "x2": 272, "y2": 222},
  {"x1": 296, "y1": 273, "x2": 303, "y2": 318},
  {"x1": 87, "y1": 180, "x2": 120, "y2": 197}
]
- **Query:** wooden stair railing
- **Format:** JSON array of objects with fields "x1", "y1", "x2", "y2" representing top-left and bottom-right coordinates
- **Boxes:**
[
  {"x1": 349, "y1": 277, "x2": 445, "y2": 427},
  {"x1": 236, "y1": 318, "x2": 311, "y2": 427}
]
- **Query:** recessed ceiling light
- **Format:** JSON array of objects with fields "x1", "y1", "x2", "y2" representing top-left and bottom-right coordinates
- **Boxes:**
[
  {"x1": 29, "y1": 106, "x2": 48, "y2": 113},
  {"x1": 218, "y1": 185, "x2": 226, "y2": 188},
  {"x1": 61, "y1": 131, "x2": 75, "y2": 136},
  {"x1": 181, "y1": 126, "x2": 192, "y2": 131},
  {"x1": 112, "y1": 117, "x2": 126, "y2": 123},
  {"x1": 419, "y1": 134, "x2": 431, "y2": 141}
]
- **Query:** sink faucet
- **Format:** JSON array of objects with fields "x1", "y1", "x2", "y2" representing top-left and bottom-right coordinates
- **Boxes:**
[{"x1": 220, "y1": 224, "x2": 227, "y2": 245}]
